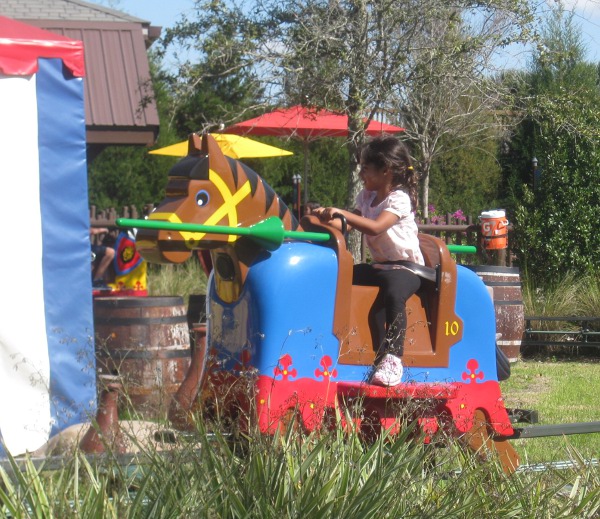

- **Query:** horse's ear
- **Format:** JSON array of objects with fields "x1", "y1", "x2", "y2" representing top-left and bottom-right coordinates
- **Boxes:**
[
  {"x1": 201, "y1": 133, "x2": 231, "y2": 175},
  {"x1": 187, "y1": 133, "x2": 202, "y2": 154}
]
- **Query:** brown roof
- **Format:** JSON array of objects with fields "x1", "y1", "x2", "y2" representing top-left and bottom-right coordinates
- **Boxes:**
[{"x1": 0, "y1": 0, "x2": 160, "y2": 148}]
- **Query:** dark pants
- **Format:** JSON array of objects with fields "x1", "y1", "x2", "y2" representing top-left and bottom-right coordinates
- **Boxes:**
[{"x1": 353, "y1": 263, "x2": 421, "y2": 357}]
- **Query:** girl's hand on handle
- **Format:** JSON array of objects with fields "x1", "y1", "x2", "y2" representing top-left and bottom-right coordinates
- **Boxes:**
[
  {"x1": 314, "y1": 205, "x2": 397, "y2": 236},
  {"x1": 313, "y1": 207, "x2": 342, "y2": 221},
  {"x1": 312, "y1": 207, "x2": 346, "y2": 231}
]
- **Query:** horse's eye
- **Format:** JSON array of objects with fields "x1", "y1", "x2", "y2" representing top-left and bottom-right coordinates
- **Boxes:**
[{"x1": 196, "y1": 190, "x2": 210, "y2": 207}]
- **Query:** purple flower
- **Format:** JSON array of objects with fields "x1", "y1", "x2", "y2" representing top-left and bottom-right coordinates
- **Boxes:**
[{"x1": 452, "y1": 209, "x2": 466, "y2": 222}]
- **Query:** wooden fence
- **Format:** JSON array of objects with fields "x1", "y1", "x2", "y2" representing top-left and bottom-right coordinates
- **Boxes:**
[
  {"x1": 89, "y1": 205, "x2": 153, "y2": 246},
  {"x1": 90, "y1": 205, "x2": 154, "y2": 229},
  {"x1": 90, "y1": 206, "x2": 516, "y2": 267}
]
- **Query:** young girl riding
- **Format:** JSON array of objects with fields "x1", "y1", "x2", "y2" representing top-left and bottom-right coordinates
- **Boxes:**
[{"x1": 313, "y1": 135, "x2": 423, "y2": 386}]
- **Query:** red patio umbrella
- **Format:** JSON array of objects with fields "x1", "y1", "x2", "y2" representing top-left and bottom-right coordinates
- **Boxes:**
[{"x1": 223, "y1": 105, "x2": 404, "y2": 205}]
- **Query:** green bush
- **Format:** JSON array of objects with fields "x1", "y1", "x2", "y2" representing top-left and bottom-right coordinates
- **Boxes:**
[
  {"x1": 505, "y1": 7, "x2": 600, "y2": 284},
  {"x1": 513, "y1": 93, "x2": 600, "y2": 284}
]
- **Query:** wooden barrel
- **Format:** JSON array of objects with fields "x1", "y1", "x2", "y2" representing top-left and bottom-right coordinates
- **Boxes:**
[
  {"x1": 465, "y1": 266, "x2": 525, "y2": 362},
  {"x1": 93, "y1": 296, "x2": 191, "y2": 419}
]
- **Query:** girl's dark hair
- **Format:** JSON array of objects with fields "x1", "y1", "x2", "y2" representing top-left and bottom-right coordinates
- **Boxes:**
[{"x1": 360, "y1": 135, "x2": 419, "y2": 212}]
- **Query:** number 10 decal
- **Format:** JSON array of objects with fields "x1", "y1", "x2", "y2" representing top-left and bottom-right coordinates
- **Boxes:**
[{"x1": 445, "y1": 320, "x2": 460, "y2": 336}]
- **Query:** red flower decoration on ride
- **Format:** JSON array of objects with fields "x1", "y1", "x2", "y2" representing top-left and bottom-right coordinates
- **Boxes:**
[
  {"x1": 462, "y1": 359, "x2": 484, "y2": 383},
  {"x1": 315, "y1": 355, "x2": 337, "y2": 380},
  {"x1": 274, "y1": 354, "x2": 297, "y2": 380}
]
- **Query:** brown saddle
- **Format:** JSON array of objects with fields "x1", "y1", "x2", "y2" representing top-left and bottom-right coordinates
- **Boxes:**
[{"x1": 300, "y1": 215, "x2": 463, "y2": 368}]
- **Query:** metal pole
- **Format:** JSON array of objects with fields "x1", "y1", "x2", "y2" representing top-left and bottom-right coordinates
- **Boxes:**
[
  {"x1": 303, "y1": 140, "x2": 309, "y2": 206},
  {"x1": 293, "y1": 173, "x2": 302, "y2": 221},
  {"x1": 297, "y1": 177, "x2": 302, "y2": 220}
]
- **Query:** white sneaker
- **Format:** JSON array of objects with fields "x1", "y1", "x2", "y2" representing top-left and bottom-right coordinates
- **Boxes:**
[{"x1": 370, "y1": 354, "x2": 403, "y2": 387}]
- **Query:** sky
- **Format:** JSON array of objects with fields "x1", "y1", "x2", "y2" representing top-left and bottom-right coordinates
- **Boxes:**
[
  {"x1": 106, "y1": 0, "x2": 600, "y2": 67},
  {"x1": 107, "y1": 0, "x2": 194, "y2": 27},
  {"x1": 546, "y1": 0, "x2": 600, "y2": 62},
  {"x1": 103, "y1": 0, "x2": 196, "y2": 69}
]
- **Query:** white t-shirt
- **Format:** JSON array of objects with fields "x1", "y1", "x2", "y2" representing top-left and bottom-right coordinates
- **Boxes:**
[{"x1": 355, "y1": 188, "x2": 424, "y2": 267}]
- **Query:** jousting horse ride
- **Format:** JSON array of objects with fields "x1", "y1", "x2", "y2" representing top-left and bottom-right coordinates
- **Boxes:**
[{"x1": 119, "y1": 133, "x2": 519, "y2": 473}]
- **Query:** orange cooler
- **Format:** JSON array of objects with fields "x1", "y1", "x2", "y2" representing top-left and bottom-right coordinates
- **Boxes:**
[{"x1": 480, "y1": 210, "x2": 509, "y2": 250}]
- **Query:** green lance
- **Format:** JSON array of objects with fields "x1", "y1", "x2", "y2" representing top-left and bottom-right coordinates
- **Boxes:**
[
  {"x1": 116, "y1": 216, "x2": 330, "y2": 251},
  {"x1": 446, "y1": 244, "x2": 477, "y2": 254},
  {"x1": 117, "y1": 216, "x2": 476, "y2": 254}
]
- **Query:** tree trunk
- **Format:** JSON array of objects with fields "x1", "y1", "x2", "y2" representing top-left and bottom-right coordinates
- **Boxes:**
[
  {"x1": 346, "y1": 112, "x2": 365, "y2": 262},
  {"x1": 419, "y1": 152, "x2": 433, "y2": 219},
  {"x1": 421, "y1": 168, "x2": 430, "y2": 219},
  {"x1": 346, "y1": 159, "x2": 362, "y2": 262}
]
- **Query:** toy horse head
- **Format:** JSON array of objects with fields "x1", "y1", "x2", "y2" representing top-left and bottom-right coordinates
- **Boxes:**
[{"x1": 136, "y1": 133, "x2": 297, "y2": 264}]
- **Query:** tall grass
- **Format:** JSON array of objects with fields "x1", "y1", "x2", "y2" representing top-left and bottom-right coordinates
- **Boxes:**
[
  {"x1": 3, "y1": 421, "x2": 600, "y2": 518},
  {"x1": 146, "y1": 257, "x2": 207, "y2": 305},
  {"x1": 522, "y1": 270, "x2": 600, "y2": 318},
  {"x1": 522, "y1": 271, "x2": 581, "y2": 318},
  {"x1": 578, "y1": 272, "x2": 600, "y2": 318},
  {"x1": 521, "y1": 270, "x2": 600, "y2": 338}
]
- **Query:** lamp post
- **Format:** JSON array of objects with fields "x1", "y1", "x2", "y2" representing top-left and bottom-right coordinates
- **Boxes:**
[
  {"x1": 532, "y1": 157, "x2": 540, "y2": 191},
  {"x1": 292, "y1": 173, "x2": 302, "y2": 221}
]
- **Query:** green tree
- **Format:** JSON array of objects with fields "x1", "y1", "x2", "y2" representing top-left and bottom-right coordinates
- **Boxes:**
[
  {"x1": 88, "y1": 145, "x2": 167, "y2": 210},
  {"x1": 158, "y1": 0, "x2": 414, "y2": 255},
  {"x1": 245, "y1": 137, "x2": 348, "y2": 213},
  {"x1": 158, "y1": 2, "x2": 263, "y2": 135},
  {"x1": 509, "y1": 6, "x2": 600, "y2": 282},
  {"x1": 429, "y1": 131, "x2": 502, "y2": 218},
  {"x1": 391, "y1": 4, "x2": 535, "y2": 218}
]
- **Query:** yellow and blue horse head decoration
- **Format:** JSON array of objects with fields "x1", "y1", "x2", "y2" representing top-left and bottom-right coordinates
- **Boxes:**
[{"x1": 136, "y1": 133, "x2": 297, "y2": 265}]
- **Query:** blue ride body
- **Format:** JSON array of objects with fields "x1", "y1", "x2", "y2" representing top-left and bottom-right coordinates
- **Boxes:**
[{"x1": 208, "y1": 240, "x2": 499, "y2": 385}]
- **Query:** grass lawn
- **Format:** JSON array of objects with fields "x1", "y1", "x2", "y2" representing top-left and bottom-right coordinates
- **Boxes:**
[{"x1": 500, "y1": 356, "x2": 600, "y2": 465}]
